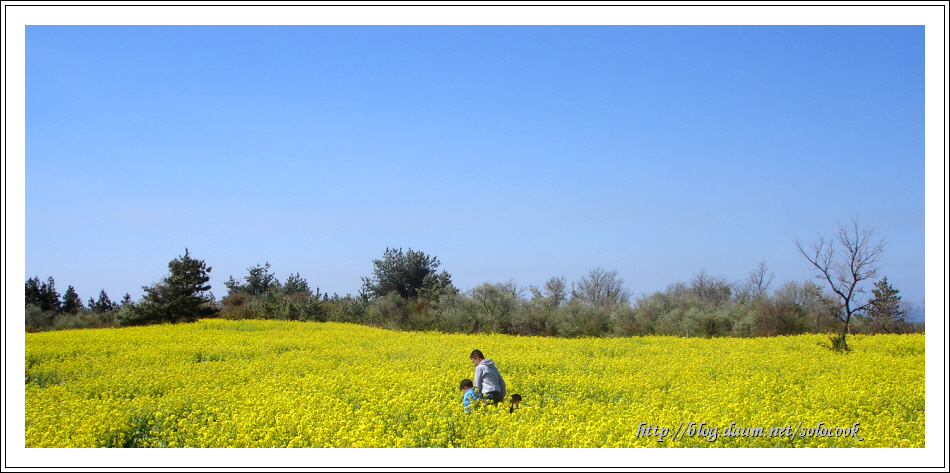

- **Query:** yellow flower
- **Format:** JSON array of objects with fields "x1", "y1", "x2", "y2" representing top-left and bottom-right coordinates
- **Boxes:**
[{"x1": 25, "y1": 320, "x2": 924, "y2": 448}]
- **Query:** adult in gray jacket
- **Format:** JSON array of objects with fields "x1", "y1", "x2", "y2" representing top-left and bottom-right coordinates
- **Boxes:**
[{"x1": 470, "y1": 349, "x2": 506, "y2": 404}]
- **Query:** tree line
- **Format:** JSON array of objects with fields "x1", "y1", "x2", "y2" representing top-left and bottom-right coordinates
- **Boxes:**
[{"x1": 26, "y1": 222, "x2": 922, "y2": 346}]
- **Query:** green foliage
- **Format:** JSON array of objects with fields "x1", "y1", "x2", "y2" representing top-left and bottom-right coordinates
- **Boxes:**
[
  {"x1": 513, "y1": 293, "x2": 560, "y2": 337},
  {"x1": 609, "y1": 303, "x2": 649, "y2": 337},
  {"x1": 682, "y1": 306, "x2": 735, "y2": 338},
  {"x1": 470, "y1": 282, "x2": 520, "y2": 334},
  {"x1": 61, "y1": 285, "x2": 84, "y2": 314},
  {"x1": 219, "y1": 265, "x2": 324, "y2": 322},
  {"x1": 53, "y1": 312, "x2": 87, "y2": 331},
  {"x1": 327, "y1": 294, "x2": 369, "y2": 324},
  {"x1": 88, "y1": 290, "x2": 119, "y2": 314},
  {"x1": 555, "y1": 301, "x2": 612, "y2": 338},
  {"x1": 866, "y1": 277, "x2": 908, "y2": 334},
  {"x1": 226, "y1": 262, "x2": 281, "y2": 297},
  {"x1": 361, "y1": 247, "x2": 457, "y2": 301},
  {"x1": 25, "y1": 304, "x2": 56, "y2": 332},
  {"x1": 281, "y1": 272, "x2": 312, "y2": 296},
  {"x1": 121, "y1": 249, "x2": 217, "y2": 326},
  {"x1": 25, "y1": 276, "x2": 61, "y2": 314},
  {"x1": 366, "y1": 292, "x2": 438, "y2": 331},
  {"x1": 826, "y1": 332, "x2": 850, "y2": 353},
  {"x1": 28, "y1": 246, "x2": 914, "y2": 342},
  {"x1": 431, "y1": 293, "x2": 483, "y2": 334}
]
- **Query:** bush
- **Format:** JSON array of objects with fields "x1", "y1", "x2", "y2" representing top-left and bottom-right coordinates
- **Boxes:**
[
  {"x1": 752, "y1": 300, "x2": 809, "y2": 337},
  {"x1": 327, "y1": 295, "x2": 369, "y2": 324},
  {"x1": 609, "y1": 304, "x2": 648, "y2": 337},
  {"x1": 654, "y1": 307, "x2": 686, "y2": 336},
  {"x1": 25, "y1": 304, "x2": 56, "y2": 332},
  {"x1": 298, "y1": 297, "x2": 329, "y2": 323},
  {"x1": 511, "y1": 303, "x2": 559, "y2": 337},
  {"x1": 52, "y1": 312, "x2": 103, "y2": 331},
  {"x1": 555, "y1": 302, "x2": 611, "y2": 338},
  {"x1": 727, "y1": 304, "x2": 758, "y2": 337},
  {"x1": 470, "y1": 282, "x2": 519, "y2": 334},
  {"x1": 369, "y1": 292, "x2": 410, "y2": 329},
  {"x1": 432, "y1": 294, "x2": 483, "y2": 334},
  {"x1": 219, "y1": 292, "x2": 254, "y2": 320}
]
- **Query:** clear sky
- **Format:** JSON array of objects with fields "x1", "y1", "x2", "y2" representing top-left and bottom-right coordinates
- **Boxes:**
[
  {"x1": 8, "y1": 5, "x2": 947, "y2": 469},
  {"x1": 24, "y1": 24, "x2": 927, "y2": 314}
]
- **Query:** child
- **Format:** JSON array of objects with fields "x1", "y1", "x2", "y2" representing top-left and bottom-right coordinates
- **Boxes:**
[
  {"x1": 470, "y1": 350, "x2": 506, "y2": 405},
  {"x1": 509, "y1": 393, "x2": 522, "y2": 413},
  {"x1": 460, "y1": 379, "x2": 481, "y2": 412}
]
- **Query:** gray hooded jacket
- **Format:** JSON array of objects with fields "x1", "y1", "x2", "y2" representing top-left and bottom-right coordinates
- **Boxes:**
[{"x1": 474, "y1": 359, "x2": 506, "y2": 397}]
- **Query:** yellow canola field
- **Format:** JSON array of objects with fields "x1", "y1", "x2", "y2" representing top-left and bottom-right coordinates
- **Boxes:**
[{"x1": 25, "y1": 319, "x2": 924, "y2": 448}]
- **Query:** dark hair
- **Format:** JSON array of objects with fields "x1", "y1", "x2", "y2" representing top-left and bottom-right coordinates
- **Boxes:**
[
  {"x1": 470, "y1": 349, "x2": 485, "y2": 359},
  {"x1": 509, "y1": 393, "x2": 522, "y2": 413},
  {"x1": 460, "y1": 379, "x2": 474, "y2": 389}
]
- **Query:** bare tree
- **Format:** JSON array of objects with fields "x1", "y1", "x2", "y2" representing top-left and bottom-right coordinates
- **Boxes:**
[
  {"x1": 736, "y1": 261, "x2": 775, "y2": 303},
  {"x1": 543, "y1": 276, "x2": 568, "y2": 308},
  {"x1": 773, "y1": 280, "x2": 840, "y2": 332},
  {"x1": 689, "y1": 268, "x2": 732, "y2": 306},
  {"x1": 795, "y1": 218, "x2": 886, "y2": 350},
  {"x1": 572, "y1": 267, "x2": 631, "y2": 307}
]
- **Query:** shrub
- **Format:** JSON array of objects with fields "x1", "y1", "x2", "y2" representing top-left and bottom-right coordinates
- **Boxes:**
[
  {"x1": 25, "y1": 304, "x2": 56, "y2": 332},
  {"x1": 609, "y1": 304, "x2": 647, "y2": 337},
  {"x1": 433, "y1": 293, "x2": 482, "y2": 334},
  {"x1": 511, "y1": 303, "x2": 559, "y2": 337},
  {"x1": 752, "y1": 299, "x2": 809, "y2": 337},
  {"x1": 555, "y1": 302, "x2": 611, "y2": 338}
]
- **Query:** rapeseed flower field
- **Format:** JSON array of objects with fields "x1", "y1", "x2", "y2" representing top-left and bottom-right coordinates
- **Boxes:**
[{"x1": 25, "y1": 319, "x2": 924, "y2": 448}]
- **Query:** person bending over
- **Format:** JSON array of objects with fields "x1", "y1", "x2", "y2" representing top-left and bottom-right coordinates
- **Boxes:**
[{"x1": 470, "y1": 349, "x2": 506, "y2": 405}]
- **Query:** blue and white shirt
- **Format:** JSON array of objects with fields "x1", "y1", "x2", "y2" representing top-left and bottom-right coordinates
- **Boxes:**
[{"x1": 462, "y1": 387, "x2": 481, "y2": 412}]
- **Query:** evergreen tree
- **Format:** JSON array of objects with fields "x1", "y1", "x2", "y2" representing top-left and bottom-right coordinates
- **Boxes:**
[
  {"x1": 61, "y1": 285, "x2": 84, "y2": 314},
  {"x1": 25, "y1": 276, "x2": 60, "y2": 329},
  {"x1": 282, "y1": 272, "x2": 312, "y2": 296},
  {"x1": 361, "y1": 247, "x2": 457, "y2": 301},
  {"x1": 866, "y1": 277, "x2": 907, "y2": 334},
  {"x1": 226, "y1": 262, "x2": 280, "y2": 297},
  {"x1": 25, "y1": 276, "x2": 62, "y2": 313},
  {"x1": 122, "y1": 249, "x2": 217, "y2": 326},
  {"x1": 89, "y1": 290, "x2": 119, "y2": 313},
  {"x1": 26, "y1": 276, "x2": 43, "y2": 307}
]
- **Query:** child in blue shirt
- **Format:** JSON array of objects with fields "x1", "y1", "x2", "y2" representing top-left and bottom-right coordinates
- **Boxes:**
[{"x1": 460, "y1": 379, "x2": 481, "y2": 412}]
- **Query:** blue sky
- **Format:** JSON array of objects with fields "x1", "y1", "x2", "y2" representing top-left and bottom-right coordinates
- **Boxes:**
[
  {"x1": 25, "y1": 25, "x2": 927, "y2": 313},
  {"x1": 8, "y1": 5, "x2": 947, "y2": 469}
]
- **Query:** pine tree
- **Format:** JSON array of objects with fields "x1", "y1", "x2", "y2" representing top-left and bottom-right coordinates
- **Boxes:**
[
  {"x1": 25, "y1": 276, "x2": 59, "y2": 329},
  {"x1": 42, "y1": 277, "x2": 63, "y2": 314},
  {"x1": 122, "y1": 249, "x2": 217, "y2": 326},
  {"x1": 361, "y1": 247, "x2": 457, "y2": 301},
  {"x1": 26, "y1": 277, "x2": 44, "y2": 307},
  {"x1": 282, "y1": 272, "x2": 312, "y2": 296},
  {"x1": 25, "y1": 276, "x2": 63, "y2": 313},
  {"x1": 866, "y1": 277, "x2": 906, "y2": 334},
  {"x1": 61, "y1": 285, "x2": 84, "y2": 314},
  {"x1": 89, "y1": 290, "x2": 119, "y2": 313}
]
